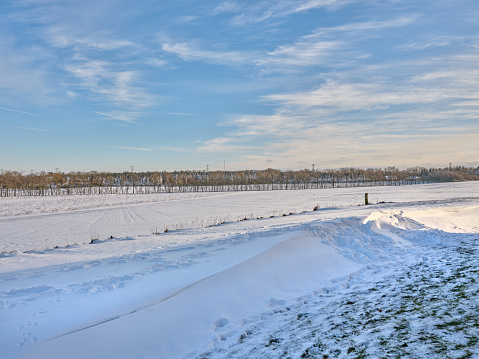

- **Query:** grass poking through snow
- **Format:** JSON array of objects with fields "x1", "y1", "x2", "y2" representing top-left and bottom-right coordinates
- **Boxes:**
[{"x1": 197, "y1": 233, "x2": 479, "y2": 358}]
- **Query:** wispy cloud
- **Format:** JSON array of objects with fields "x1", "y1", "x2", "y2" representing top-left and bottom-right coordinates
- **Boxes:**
[
  {"x1": 319, "y1": 16, "x2": 417, "y2": 34},
  {"x1": 230, "y1": 0, "x2": 353, "y2": 25},
  {"x1": 261, "y1": 80, "x2": 448, "y2": 114},
  {"x1": 287, "y1": 0, "x2": 352, "y2": 14},
  {"x1": 167, "y1": 112, "x2": 197, "y2": 116},
  {"x1": 212, "y1": 1, "x2": 242, "y2": 15},
  {"x1": 395, "y1": 36, "x2": 463, "y2": 52},
  {"x1": 0, "y1": 40, "x2": 53, "y2": 101},
  {"x1": 198, "y1": 137, "x2": 258, "y2": 153},
  {"x1": 0, "y1": 106, "x2": 43, "y2": 117},
  {"x1": 159, "y1": 146, "x2": 190, "y2": 153},
  {"x1": 177, "y1": 0, "x2": 352, "y2": 26},
  {"x1": 45, "y1": 26, "x2": 137, "y2": 51},
  {"x1": 61, "y1": 53, "x2": 156, "y2": 127},
  {"x1": 92, "y1": 111, "x2": 147, "y2": 126},
  {"x1": 263, "y1": 40, "x2": 346, "y2": 69},
  {"x1": 147, "y1": 58, "x2": 168, "y2": 68},
  {"x1": 199, "y1": 50, "x2": 479, "y2": 169},
  {"x1": 2, "y1": 0, "x2": 477, "y2": 172},
  {"x1": 176, "y1": 15, "x2": 200, "y2": 24},
  {"x1": 15, "y1": 126, "x2": 52, "y2": 132},
  {"x1": 162, "y1": 42, "x2": 250, "y2": 66},
  {"x1": 161, "y1": 38, "x2": 342, "y2": 71},
  {"x1": 107, "y1": 145, "x2": 151, "y2": 152},
  {"x1": 162, "y1": 16, "x2": 416, "y2": 72},
  {"x1": 220, "y1": 113, "x2": 310, "y2": 137},
  {"x1": 6, "y1": 3, "x2": 155, "y2": 122}
]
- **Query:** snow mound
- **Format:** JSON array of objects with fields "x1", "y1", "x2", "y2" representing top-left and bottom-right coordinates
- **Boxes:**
[
  {"x1": 402, "y1": 205, "x2": 479, "y2": 233},
  {"x1": 16, "y1": 209, "x2": 454, "y2": 359},
  {"x1": 364, "y1": 206, "x2": 479, "y2": 234},
  {"x1": 19, "y1": 232, "x2": 361, "y2": 359}
]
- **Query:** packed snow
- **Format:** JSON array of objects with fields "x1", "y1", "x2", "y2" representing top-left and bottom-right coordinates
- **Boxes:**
[{"x1": 1, "y1": 182, "x2": 479, "y2": 358}]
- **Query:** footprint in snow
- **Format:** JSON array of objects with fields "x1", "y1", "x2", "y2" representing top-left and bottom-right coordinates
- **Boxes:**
[
  {"x1": 211, "y1": 317, "x2": 230, "y2": 331},
  {"x1": 17, "y1": 332, "x2": 37, "y2": 346},
  {"x1": 266, "y1": 297, "x2": 287, "y2": 307}
]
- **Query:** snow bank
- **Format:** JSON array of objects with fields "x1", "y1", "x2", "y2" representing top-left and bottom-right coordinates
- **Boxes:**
[
  {"x1": 10, "y1": 207, "x2": 467, "y2": 359},
  {"x1": 21, "y1": 233, "x2": 360, "y2": 359},
  {"x1": 364, "y1": 205, "x2": 479, "y2": 234},
  {"x1": 402, "y1": 205, "x2": 479, "y2": 233}
]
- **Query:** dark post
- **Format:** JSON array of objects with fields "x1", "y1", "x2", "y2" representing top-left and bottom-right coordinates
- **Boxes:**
[{"x1": 365, "y1": 193, "x2": 369, "y2": 205}]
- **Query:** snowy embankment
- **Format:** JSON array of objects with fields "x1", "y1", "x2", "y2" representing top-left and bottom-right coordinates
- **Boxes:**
[{"x1": 0, "y1": 182, "x2": 478, "y2": 358}]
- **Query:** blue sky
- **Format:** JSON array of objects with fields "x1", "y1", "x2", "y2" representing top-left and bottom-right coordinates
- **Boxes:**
[{"x1": 1, "y1": 0, "x2": 478, "y2": 172}]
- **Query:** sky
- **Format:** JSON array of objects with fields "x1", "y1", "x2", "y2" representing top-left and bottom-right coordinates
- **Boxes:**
[{"x1": 1, "y1": 0, "x2": 478, "y2": 173}]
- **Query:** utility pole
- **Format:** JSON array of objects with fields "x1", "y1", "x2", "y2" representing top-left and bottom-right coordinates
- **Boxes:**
[
  {"x1": 312, "y1": 164, "x2": 315, "y2": 172},
  {"x1": 224, "y1": 161, "x2": 226, "y2": 172}
]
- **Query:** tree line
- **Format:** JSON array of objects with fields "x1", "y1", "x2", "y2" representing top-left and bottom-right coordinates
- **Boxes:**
[{"x1": 1, "y1": 166, "x2": 478, "y2": 197}]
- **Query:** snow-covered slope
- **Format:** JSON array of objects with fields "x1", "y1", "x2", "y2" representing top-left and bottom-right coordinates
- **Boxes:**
[{"x1": 1, "y1": 182, "x2": 478, "y2": 358}]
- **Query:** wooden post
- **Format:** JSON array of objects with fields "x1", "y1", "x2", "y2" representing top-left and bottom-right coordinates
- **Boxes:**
[{"x1": 365, "y1": 193, "x2": 369, "y2": 205}]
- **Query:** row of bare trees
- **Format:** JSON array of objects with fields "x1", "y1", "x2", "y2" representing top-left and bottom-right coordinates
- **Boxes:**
[{"x1": 1, "y1": 166, "x2": 478, "y2": 197}]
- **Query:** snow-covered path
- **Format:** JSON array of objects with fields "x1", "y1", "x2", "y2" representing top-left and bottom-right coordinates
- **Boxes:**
[{"x1": 1, "y1": 182, "x2": 479, "y2": 359}]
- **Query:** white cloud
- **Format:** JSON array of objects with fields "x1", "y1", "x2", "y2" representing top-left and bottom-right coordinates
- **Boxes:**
[
  {"x1": 198, "y1": 136, "x2": 257, "y2": 153},
  {"x1": 167, "y1": 112, "x2": 197, "y2": 116},
  {"x1": 159, "y1": 146, "x2": 190, "y2": 153},
  {"x1": 228, "y1": 124, "x2": 479, "y2": 170},
  {"x1": 262, "y1": 80, "x2": 447, "y2": 113},
  {"x1": 65, "y1": 60, "x2": 109, "y2": 89},
  {"x1": 162, "y1": 42, "x2": 250, "y2": 65},
  {"x1": 395, "y1": 36, "x2": 461, "y2": 52},
  {"x1": 92, "y1": 111, "x2": 147, "y2": 125},
  {"x1": 65, "y1": 58, "x2": 154, "y2": 114},
  {"x1": 0, "y1": 106, "x2": 43, "y2": 117},
  {"x1": 0, "y1": 40, "x2": 52, "y2": 101},
  {"x1": 212, "y1": 1, "x2": 242, "y2": 15},
  {"x1": 199, "y1": 50, "x2": 479, "y2": 169},
  {"x1": 176, "y1": 15, "x2": 199, "y2": 24},
  {"x1": 230, "y1": 0, "x2": 353, "y2": 25},
  {"x1": 288, "y1": 0, "x2": 351, "y2": 14},
  {"x1": 319, "y1": 16, "x2": 417, "y2": 34},
  {"x1": 162, "y1": 16, "x2": 416, "y2": 72},
  {"x1": 220, "y1": 113, "x2": 310, "y2": 137},
  {"x1": 107, "y1": 145, "x2": 151, "y2": 152},
  {"x1": 409, "y1": 66, "x2": 479, "y2": 87},
  {"x1": 3, "y1": 3, "x2": 153, "y2": 120},
  {"x1": 15, "y1": 126, "x2": 52, "y2": 131},
  {"x1": 161, "y1": 38, "x2": 344, "y2": 71},
  {"x1": 147, "y1": 58, "x2": 168, "y2": 68},
  {"x1": 263, "y1": 40, "x2": 346, "y2": 68}
]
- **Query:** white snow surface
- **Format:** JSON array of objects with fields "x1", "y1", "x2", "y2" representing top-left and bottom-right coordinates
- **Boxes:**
[{"x1": 1, "y1": 182, "x2": 479, "y2": 358}]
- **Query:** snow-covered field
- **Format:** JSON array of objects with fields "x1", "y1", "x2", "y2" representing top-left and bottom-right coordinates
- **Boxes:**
[{"x1": 1, "y1": 182, "x2": 479, "y2": 358}]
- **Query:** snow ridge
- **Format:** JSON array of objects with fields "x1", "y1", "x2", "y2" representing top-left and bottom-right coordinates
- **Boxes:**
[{"x1": 196, "y1": 231, "x2": 479, "y2": 359}]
